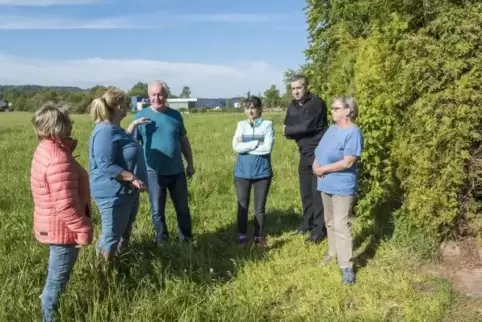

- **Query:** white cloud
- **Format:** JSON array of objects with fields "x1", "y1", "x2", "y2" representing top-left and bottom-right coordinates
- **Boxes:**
[
  {"x1": 0, "y1": 16, "x2": 121, "y2": 29},
  {"x1": 0, "y1": 0, "x2": 99, "y2": 5},
  {"x1": 0, "y1": 15, "x2": 140, "y2": 29},
  {"x1": 0, "y1": 55, "x2": 285, "y2": 97},
  {"x1": 0, "y1": 12, "x2": 283, "y2": 30},
  {"x1": 175, "y1": 13, "x2": 285, "y2": 23}
]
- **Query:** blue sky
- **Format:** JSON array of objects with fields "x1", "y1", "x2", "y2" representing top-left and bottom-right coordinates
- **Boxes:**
[{"x1": 0, "y1": 0, "x2": 309, "y2": 97}]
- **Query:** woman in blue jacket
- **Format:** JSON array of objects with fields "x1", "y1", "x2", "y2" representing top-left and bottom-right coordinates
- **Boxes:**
[
  {"x1": 232, "y1": 96, "x2": 275, "y2": 248},
  {"x1": 88, "y1": 88, "x2": 150, "y2": 264}
]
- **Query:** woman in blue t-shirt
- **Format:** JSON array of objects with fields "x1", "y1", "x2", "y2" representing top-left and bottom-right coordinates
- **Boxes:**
[
  {"x1": 88, "y1": 88, "x2": 150, "y2": 265},
  {"x1": 313, "y1": 95, "x2": 364, "y2": 285}
]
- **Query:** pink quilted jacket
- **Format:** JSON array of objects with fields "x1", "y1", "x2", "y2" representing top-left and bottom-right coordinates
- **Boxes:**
[{"x1": 30, "y1": 138, "x2": 93, "y2": 245}]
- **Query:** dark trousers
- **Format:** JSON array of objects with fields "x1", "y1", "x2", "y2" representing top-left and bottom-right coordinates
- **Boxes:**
[
  {"x1": 299, "y1": 154, "x2": 326, "y2": 237},
  {"x1": 147, "y1": 170, "x2": 192, "y2": 241},
  {"x1": 234, "y1": 176, "x2": 272, "y2": 238}
]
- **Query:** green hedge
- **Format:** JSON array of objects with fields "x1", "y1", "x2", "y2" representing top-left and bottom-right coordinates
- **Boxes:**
[{"x1": 305, "y1": 0, "x2": 482, "y2": 241}]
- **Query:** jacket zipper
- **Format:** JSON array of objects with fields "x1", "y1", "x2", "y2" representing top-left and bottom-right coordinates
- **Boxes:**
[{"x1": 251, "y1": 122, "x2": 255, "y2": 179}]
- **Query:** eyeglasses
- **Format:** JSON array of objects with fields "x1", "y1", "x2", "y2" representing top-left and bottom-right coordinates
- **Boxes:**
[{"x1": 331, "y1": 106, "x2": 346, "y2": 111}]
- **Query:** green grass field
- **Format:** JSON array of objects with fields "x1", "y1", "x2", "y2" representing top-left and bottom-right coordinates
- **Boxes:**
[{"x1": 0, "y1": 111, "x2": 471, "y2": 321}]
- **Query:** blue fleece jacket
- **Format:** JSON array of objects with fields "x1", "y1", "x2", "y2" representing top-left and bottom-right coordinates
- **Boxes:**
[{"x1": 232, "y1": 118, "x2": 275, "y2": 179}]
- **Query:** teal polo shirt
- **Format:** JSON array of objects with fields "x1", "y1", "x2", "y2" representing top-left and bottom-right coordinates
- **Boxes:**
[{"x1": 134, "y1": 106, "x2": 187, "y2": 176}]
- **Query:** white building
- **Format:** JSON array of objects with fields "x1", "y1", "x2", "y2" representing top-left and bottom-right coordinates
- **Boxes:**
[
  {"x1": 135, "y1": 101, "x2": 149, "y2": 111},
  {"x1": 167, "y1": 98, "x2": 197, "y2": 110},
  {"x1": 167, "y1": 97, "x2": 243, "y2": 110},
  {"x1": 131, "y1": 97, "x2": 243, "y2": 111}
]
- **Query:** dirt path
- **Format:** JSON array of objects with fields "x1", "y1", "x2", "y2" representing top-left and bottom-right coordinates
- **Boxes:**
[{"x1": 420, "y1": 238, "x2": 482, "y2": 320}]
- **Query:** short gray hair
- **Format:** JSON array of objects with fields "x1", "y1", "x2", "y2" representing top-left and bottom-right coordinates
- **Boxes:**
[
  {"x1": 32, "y1": 102, "x2": 73, "y2": 140},
  {"x1": 148, "y1": 80, "x2": 169, "y2": 96},
  {"x1": 333, "y1": 95, "x2": 358, "y2": 121}
]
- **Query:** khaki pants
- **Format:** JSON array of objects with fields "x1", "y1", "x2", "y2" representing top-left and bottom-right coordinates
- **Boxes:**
[{"x1": 321, "y1": 192, "x2": 355, "y2": 269}]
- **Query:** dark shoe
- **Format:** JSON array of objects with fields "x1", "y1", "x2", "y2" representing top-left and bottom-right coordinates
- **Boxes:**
[
  {"x1": 237, "y1": 235, "x2": 248, "y2": 247},
  {"x1": 305, "y1": 234, "x2": 325, "y2": 244}
]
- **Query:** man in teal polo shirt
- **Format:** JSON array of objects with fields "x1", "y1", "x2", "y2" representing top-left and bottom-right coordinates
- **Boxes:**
[{"x1": 132, "y1": 80, "x2": 195, "y2": 244}]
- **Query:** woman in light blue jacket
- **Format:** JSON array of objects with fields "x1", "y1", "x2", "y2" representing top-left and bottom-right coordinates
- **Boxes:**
[{"x1": 232, "y1": 96, "x2": 275, "y2": 248}]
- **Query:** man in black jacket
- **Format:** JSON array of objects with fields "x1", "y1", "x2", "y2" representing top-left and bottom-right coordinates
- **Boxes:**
[{"x1": 283, "y1": 74, "x2": 327, "y2": 243}]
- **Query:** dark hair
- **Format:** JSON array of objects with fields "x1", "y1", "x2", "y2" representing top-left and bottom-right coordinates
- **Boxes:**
[
  {"x1": 290, "y1": 74, "x2": 309, "y2": 87},
  {"x1": 244, "y1": 96, "x2": 262, "y2": 109}
]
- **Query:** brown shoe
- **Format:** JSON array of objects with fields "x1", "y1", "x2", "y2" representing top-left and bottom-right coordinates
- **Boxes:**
[{"x1": 254, "y1": 237, "x2": 267, "y2": 249}]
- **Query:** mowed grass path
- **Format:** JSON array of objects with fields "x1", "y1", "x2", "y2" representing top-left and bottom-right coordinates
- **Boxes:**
[{"x1": 0, "y1": 112, "x2": 454, "y2": 321}]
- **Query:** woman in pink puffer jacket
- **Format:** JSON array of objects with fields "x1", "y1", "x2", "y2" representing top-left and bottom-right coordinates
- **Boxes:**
[{"x1": 30, "y1": 102, "x2": 93, "y2": 322}]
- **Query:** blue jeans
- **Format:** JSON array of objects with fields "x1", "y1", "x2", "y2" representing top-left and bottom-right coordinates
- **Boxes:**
[
  {"x1": 95, "y1": 194, "x2": 140, "y2": 254},
  {"x1": 147, "y1": 170, "x2": 192, "y2": 241},
  {"x1": 41, "y1": 245, "x2": 79, "y2": 322}
]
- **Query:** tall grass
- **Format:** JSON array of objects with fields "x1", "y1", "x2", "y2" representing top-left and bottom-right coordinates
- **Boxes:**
[{"x1": 0, "y1": 112, "x2": 455, "y2": 321}]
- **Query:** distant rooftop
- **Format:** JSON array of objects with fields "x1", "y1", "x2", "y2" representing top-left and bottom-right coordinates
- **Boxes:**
[{"x1": 166, "y1": 98, "x2": 198, "y2": 102}]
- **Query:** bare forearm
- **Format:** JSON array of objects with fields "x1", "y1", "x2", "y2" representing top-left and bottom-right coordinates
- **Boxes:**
[
  {"x1": 116, "y1": 170, "x2": 135, "y2": 182},
  {"x1": 125, "y1": 123, "x2": 136, "y2": 135},
  {"x1": 181, "y1": 137, "x2": 194, "y2": 166},
  {"x1": 125, "y1": 120, "x2": 139, "y2": 135},
  {"x1": 322, "y1": 159, "x2": 356, "y2": 174}
]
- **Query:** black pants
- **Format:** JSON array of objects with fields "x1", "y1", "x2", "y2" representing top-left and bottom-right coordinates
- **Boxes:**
[
  {"x1": 234, "y1": 177, "x2": 272, "y2": 238},
  {"x1": 299, "y1": 154, "x2": 326, "y2": 237}
]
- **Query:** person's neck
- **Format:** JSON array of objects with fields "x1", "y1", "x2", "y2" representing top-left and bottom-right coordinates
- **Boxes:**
[
  {"x1": 336, "y1": 119, "x2": 353, "y2": 128},
  {"x1": 151, "y1": 105, "x2": 167, "y2": 113},
  {"x1": 249, "y1": 116, "x2": 261, "y2": 125},
  {"x1": 101, "y1": 118, "x2": 121, "y2": 127},
  {"x1": 296, "y1": 92, "x2": 309, "y2": 105}
]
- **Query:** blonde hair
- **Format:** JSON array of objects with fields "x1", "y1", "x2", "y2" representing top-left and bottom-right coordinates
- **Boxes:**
[
  {"x1": 32, "y1": 102, "x2": 72, "y2": 140},
  {"x1": 90, "y1": 88, "x2": 126, "y2": 122},
  {"x1": 333, "y1": 95, "x2": 358, "y2": 121}
]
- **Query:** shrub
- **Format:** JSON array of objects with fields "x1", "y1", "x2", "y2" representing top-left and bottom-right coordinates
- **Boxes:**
[{"x1": 305, "y1": 0, "x2": 482, "y2": 242}]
